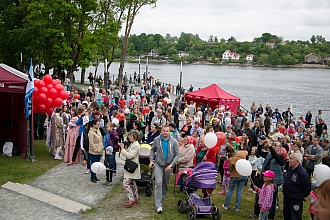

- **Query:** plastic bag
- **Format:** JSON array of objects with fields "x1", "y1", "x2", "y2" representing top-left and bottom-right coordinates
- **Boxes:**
[{"x1": 3, "y1": 142, "x2": 13, "y2": 157}]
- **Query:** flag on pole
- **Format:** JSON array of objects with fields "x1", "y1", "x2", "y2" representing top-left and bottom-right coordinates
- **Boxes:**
[{"x1": 24, "y1": 58, "x2": 34, "y2": 119}]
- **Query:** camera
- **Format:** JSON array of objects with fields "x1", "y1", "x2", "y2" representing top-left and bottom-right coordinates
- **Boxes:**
[
  {"x1": 123, "y1": 141, "x2": 130, "y2": 148},
  {"x1": 260, "y1": 135, "x2": 267, "y2": 140}
]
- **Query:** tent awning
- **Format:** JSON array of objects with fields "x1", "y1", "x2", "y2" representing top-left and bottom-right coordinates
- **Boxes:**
[
  {"x1": 0, "y1": 64, "x2": 28, "y2": 93},
  {"x1": 184, "y1": 83, "x2": 241, "y2": 112}
]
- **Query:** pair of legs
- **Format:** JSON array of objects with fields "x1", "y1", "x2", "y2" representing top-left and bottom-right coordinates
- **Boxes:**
[
  {"x1": 90, "y1": 154, "x2": 101, "y2": 181},
  {"x1": 71, "y1": 136, "x2": 81, "y2": 163},
  {"x1": 153, "y1": 163, "x2": 172, "y2": 210},
  {"x1": 123, "y1": 178, "x2": 138, "y2": 202},
  {"x1": 223, "y1": 176, "x2": 247, "y2": 210}
]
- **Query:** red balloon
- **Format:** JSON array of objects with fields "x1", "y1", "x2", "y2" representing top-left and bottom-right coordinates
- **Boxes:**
[
  {"x1": 46, "y1": 84, "x2": 54, "y2": 90},
  {"x1": 53, "y1": 97, "x2": 62, "y2": 107},
  {"x1": 162, "y1": 99, "x2": 167, "y2": 105},
  {"x1": 33, "y1": 87, "x2": 39, "y2": 96},
  {"x1": 45, "y1": 98, "x2": 53, "y2": 108},
  {"x1": 136, "y1": 91, "x2": 140, "y2": 95},
  {"x1": 52, "y1": 79, "x2": 61, "y2": 85},
  {"x1": 33, "y1": 106, "x2": 39, "y2": 113},
  {"x1": 48, "y1": 88, "x2": 58, "y2": 99},
  {"x1": 38, "y1": 80, "x2": 45, "y2": 88},
  {"x1": 54, "y1": 84, "x2": 64, "y2": 92},
  {"x1": 34, "y1": 79, "x2": 40, "y2": 88},
  {"x1": 33, "y1": 92, "x2": 39, "y2": 104},
  {"x1": 235, "y1": 136, "x2": 243, "y2": 143},
  {"x1": 279, "y1": 126, "x2": 286, "y2": 134},
  {"x1": 74, "y1": 94, "x2": 80, "y2": 100},
  {"x1": 59, "y1": 90, "x2": 69, "y2": 100},
  {"x1": 39, "y1": 87, "x2": 48, "y2": 95},
  {"x1": 37, "y1": 104, "x2": 47, "y2": 114},
  {"x1": 215, "y1": 131, "x2": 226, "y2": 147},
  {"x1": 47, "y1": 108, "x2": 54, "y2": 116},
  {"x1": 43, "y1": 74, "x2": 53, "y2": 85},
  {"x1": 142, "y1": 106, "x2": 150, "y2": 114},
  {"x1": 118, "y1": 113, "x2": 125, "y2": 122},
  {"x1": 38, "y1": 93, "x2": 47, "y2": 104}
]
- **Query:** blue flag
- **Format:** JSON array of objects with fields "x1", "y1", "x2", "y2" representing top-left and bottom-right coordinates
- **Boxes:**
[{"x1": 24, "y1": 58, "x2": 34, "y2": 119}]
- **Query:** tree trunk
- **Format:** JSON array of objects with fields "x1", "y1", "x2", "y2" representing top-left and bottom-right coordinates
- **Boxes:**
[{"x1": 81, "y1": 68, "x2": 86, "y2": 84}]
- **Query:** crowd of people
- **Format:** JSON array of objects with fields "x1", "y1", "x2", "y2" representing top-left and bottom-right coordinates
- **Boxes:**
[{"x1": 43, "y1": 76, "x2": 330, "y2": 219}]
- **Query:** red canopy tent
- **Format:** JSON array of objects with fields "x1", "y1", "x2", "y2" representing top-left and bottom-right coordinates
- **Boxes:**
[
  {"x1": 184, "y1": 84, "x2": 241, "y2": 113},
  {"x1": 0, "y1": 64, "x2": 28, "y2": 157}
]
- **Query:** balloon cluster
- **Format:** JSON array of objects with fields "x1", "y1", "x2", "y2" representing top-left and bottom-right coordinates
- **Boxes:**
[{"x1": 33, "y1": 74, "x2": 69, "y2": 115}]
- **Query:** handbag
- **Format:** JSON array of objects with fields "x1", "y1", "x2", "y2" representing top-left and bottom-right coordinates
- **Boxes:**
[
  {"x1": 124, "y1": 159, "x2": 138, "y2": 173},
  {"x1": 99, "y1": 127, "x2": 107, "y2": 136}
]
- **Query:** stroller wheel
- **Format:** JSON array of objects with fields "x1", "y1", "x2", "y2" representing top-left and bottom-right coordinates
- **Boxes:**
[
  {"x1": 145, "y1": 187, "x2": 152, "y2": 197},
  {"x1": 187, "y1": 206, "x2": 196, "y2": 220},
  {"x1": 177, "y1": 199, "x2": 187, "y2": 214},
  {"x1": 212, "y1": 206, "x2": 221, "y2": 220}
]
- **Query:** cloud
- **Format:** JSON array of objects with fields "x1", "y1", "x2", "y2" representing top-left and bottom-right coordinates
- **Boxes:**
[{"x1": 127, "y1": 0, "x2": 330, "y2": 41}]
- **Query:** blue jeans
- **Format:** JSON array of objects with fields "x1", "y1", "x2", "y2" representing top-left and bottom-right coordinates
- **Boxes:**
[
  {"x1": 224, "y1": 176, "x2": 247, "y2": 209},
  {"x1": 90, "y1": 154, "x2": 101, "y2": 180}
]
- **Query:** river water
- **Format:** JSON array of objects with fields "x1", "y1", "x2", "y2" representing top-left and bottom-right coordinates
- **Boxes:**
[{"x1": 74, "y1": 62, "x2": 330, "y2": 123}]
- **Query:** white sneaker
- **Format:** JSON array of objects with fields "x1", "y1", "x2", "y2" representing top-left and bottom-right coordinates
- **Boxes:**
[
  {"x1": 157, "y1": 207, "x2": 163, "y2": 214},
  {"x1": 85, "y1": 169, "x2": 90, "y2": 174}
]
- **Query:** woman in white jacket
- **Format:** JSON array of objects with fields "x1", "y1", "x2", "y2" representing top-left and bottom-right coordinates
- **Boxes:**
[{"x1": 120, "y1": 130, "x2": 141, "y2": 207}]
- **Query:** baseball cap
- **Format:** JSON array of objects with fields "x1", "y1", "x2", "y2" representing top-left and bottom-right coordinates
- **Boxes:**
[
  {"x1": 262, "y1": 170, "x2": 275, "y2": 179},
  {"x1": 278, "y1": 134, "x2": 284, "y2": 139}
]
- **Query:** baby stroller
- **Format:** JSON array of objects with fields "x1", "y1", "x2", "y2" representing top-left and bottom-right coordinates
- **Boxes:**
[
  {"x1": 177, "y1": 162, "x2": 221, "y2": 220},
  {"x1": 135, "y1": 143, "x2": 153, "y2": 197}
]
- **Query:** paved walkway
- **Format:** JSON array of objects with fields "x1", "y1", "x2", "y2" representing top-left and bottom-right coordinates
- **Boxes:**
[{"x1": 0, "y1": 157, "x2": 124, "y2": 220}]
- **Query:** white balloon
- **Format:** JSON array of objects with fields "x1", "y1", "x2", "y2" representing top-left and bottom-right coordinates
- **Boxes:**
[
  {"x1": 204, "y1": 132, "x2": 217, "y2": 149},
  {"x1": 313, "y1": 164, "x2": 330, "y2": 184},
  {"x1": 167, "y1": 99, "x2": 172, "y2": 104},
  {"x1": 236, "y1": 159, "x2": 252, "y2": 176},
  {"x1": 112, "y1": 118, "x2": 119, "y2": 126},
  {"x1": 124, "y1": 108, "x2": 130, "y2": 114},
  {"x1": 91, "y1": 162, "x2": 106, "y2": 174}
]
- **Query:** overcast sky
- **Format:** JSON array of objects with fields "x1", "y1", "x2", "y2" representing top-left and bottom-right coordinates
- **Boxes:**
[{"x1": 128, "y1": 0, "x2": 330, "y2": 42}]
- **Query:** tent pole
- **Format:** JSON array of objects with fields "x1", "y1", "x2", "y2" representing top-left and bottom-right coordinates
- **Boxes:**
[{"x1": 28, "y1": 96, "x2": 35, "y2": 162}]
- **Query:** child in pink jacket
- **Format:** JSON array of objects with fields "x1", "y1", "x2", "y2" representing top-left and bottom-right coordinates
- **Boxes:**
[{"x1": 254, "y1": 170, "x2": 275, "y2": 220}]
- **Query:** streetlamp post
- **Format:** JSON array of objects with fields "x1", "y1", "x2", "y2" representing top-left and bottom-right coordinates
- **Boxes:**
[
  {"x1": 146, "y1": 56, "x2": 148, "y2": 82},
  {"x1": 138, "y1": 56, "x2": 140, "y2": 84},
  {"x1": 179, "y1": 61, "x2": 182, "y2": 92}
]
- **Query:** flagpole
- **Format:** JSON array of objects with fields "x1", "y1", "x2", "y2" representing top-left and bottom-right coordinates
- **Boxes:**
[
  {"x1": 25, "y1": 58, "x2": 35, "y2": 162},
  {"x1": 29, "y1": 97, "x2": 35, "y2": 162}
]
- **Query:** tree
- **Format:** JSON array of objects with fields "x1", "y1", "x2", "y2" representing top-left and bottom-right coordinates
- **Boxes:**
[
  {"x1": 214, "y1": 36, "x2": 218, "y2": 43},
  {"x1": 168, "y1": 46, "x2": 178, "y2": 55},
  {"x1": 118, "y1": 0, "x2": 157, "y2": 89},
  {"x1": 176, "y1": 37, "x2": 187, "y2": 51},
  {"x1": 310, "y1": 35, "x2": 316, "y2": 44},
  {"x1": 24, "y1": 0, "x2": 98, "y2": 82}
]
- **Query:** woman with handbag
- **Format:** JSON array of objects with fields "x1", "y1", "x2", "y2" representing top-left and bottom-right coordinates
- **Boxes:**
[{"x1": 120, "y1": 130, "x2": 141, "y2": 207}]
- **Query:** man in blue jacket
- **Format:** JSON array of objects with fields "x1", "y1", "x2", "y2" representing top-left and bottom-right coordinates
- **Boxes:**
[
  {"x1": 283, "y1": 153, "x2": 311, "y2": 220},
  {"x1": 149, "y1": 125, "x2": 180, "y2": 214}
]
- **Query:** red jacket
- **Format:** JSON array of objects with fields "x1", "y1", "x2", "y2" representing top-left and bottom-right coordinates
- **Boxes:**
[{"x1": 193, "y1": 146, "x2": 217, "y2": 166}]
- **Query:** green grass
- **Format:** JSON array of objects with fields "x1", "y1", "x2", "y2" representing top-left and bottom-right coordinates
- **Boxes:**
[
  {"x1": 83, "y1": 175, "x2": 311, "y2": 220},
  {"x1": 0, "y1": 140, "x2": 61, "y2": 186}
]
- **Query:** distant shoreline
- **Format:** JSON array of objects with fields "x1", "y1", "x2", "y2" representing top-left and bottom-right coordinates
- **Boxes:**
[{"x1": 127, "y1": 59, "x2": 330, "y2": 69}]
